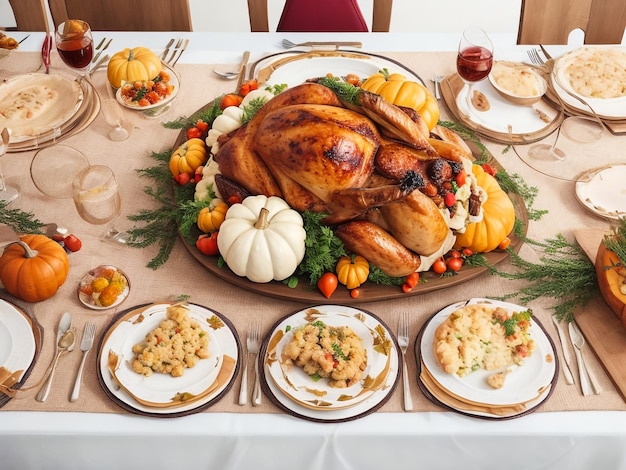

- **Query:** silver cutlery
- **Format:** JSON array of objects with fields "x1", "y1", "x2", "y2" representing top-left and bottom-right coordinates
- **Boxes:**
[
  {"x1": 398, "y1": 311, "x2": 413, "y2": 411},
  {"x1": 238, "y1": 319, "x2": 261, "y2": 405},
  {"x1": 568, "y1": 321, "x2": 592, "y2": 396},
  {"x1": 171, "y1": 39, "x2": 189, "y2": 66},
  {"x1": 235, "y1": 50, "x2": 251, "y2": 90},
  {"x1": 91, "y1": 37, "x2": 112, "y2": 64},
  {"x1": 214, "y1": 50, "x2": 249, "y2": 81},
  {"x1": 36, "y1": 312, "x2": 75, "y2": 402},
  {"x1": 161, "y1": 38, "x2": 174, "y2": 60},
  {"x1": 89, "y1": 53, "x2": 110, "y2": 77},
  {"x1": 432, "y1": 74, "x2": 444, "y2": 100},
  {"x1": 551, "y1": 316, "x2": 575, "y2": 385},
  {"x1": 70, "y1": 322, "x2": 96, "y2": 402},
  {"x1": 249, "y1": 321, "x2": 262, "y2": 406},
  {"x1": 165, "y1": 38, "x2": 183, "y2": 65},
  {"x1": 281, "y1": 39, "x2": 362, "y2": 49},
  {"x1": 569, "y1": 321, "x2": 602, "y2": 395}
]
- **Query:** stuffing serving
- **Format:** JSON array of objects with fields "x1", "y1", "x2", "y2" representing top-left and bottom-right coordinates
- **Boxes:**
[
  {"x1": 281, "y1": 320, "x2": 367, "y2": 388},
  {"x1": 433, "y1": 303, "x2": 535, "y2": 377},
  {"x1": 131, "y1": 304, "x2": 209, "y2": 377}
]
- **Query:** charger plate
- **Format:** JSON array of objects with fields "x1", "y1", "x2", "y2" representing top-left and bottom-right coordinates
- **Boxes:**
[
  {"x1": 260, "y1": 304, "x2": 399, "y2": 422},
  {"x1": 97, "y1": 302, "x2": 241, "y2": 417},
  {"x1": 415, "y1": 298, "x2": 558, "y2": 420}
]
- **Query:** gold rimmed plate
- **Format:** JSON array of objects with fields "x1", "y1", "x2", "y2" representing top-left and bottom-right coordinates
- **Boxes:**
[
  {"x1": 575, "y1": 164, "x2": 626, "y2": 220},
  {"x1": 96, "y1": 302, "x2": 241, "y2": 417},
  {"x1": 260, "y1": 304, "x2": 400, "y2": 422}
]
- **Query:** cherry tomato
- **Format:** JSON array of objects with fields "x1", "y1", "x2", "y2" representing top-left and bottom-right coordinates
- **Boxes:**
[
  {"x1": 220, "y1": 94, "x2": 243, "y2": 109},
  {"x1": 174, "y1": 173, "x2": 191, "y2": 185},
  {"x1": 481, "y1": 163, "x2": 497, "y2": 176},
  {"x1": 455, "y1": 169, "x2": 467, "y2": 187},
  {"x1": 227, "y1": 195, "x2": 243, "y2": 205},
  {"x1": 401, "y1": 283, "x2": 413, "y2": 294},
  {"x1": 432, "y1": 258, "x2": 447, "y2": 274},
  {"x1": 146, "y1": 91, "x2": 160, "y2": 104},
  {"x1": 63, "y1": 234, "x2": 82, "y2": 252},
  {"x1": 317, "y1": 272, "x2": 338, "y2": 299},
  {"x1": 196, "y1": 232, "x2": 219, "y2": 256},
  {"x1": 498, "y1": 237, "x2": 512, "y2": 250},
  {"x1": 350, "y1": 288, "x2": 360, "y2": 299},
  {"x1": 405, "y1": 272, "x2": 420, "y2": 288},
  {"x1": 138, "y1": 98, "x2": 150, "y2": 107},
  {"x1": 448, "y1": 250, "x2": 461, "y2": 259},
  {"x1": 446, "y1": 257, "x2": 463, "y2": 272},
  {"x1": 461, "y1": 247, "x2": 474, "y2": 257},
  {"x1": 444, "y1": 192, "x2": 456, "y2": 208},
  {"x1": 239, "y1": 79, "x2": 259, "y2": 97},
  {"x1": 186, "y1": 127, "x2": 202, "y2": 140},
  {"x1": 195, "y1": 119, "x2": 209, "y2": 134},
  {"x1": 345, "y1": 74, "x2": 361, "y2": 86}
]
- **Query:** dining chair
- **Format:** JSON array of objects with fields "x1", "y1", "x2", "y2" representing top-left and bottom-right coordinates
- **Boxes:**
[
  {"x1": 248, "y1": 0, "x2": 392, "y2": 32},
  {"x1": 47, "y1": 0, "x2": 193, "y2": 31},
  {"x1": 7, "y1": 0, "x2": 49, "y2": 31},
  {"x1": 517, "y1": 0, "x2": 626, "y2": 44}
]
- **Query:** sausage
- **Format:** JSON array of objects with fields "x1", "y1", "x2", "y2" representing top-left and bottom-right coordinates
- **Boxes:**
[{"x1": 335, "y1": 220, "x2": 421, "y2": 277}]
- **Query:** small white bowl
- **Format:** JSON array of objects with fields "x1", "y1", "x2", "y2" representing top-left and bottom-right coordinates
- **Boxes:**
[{"x1": 488, "y1": 61, "x2": 547, "y2": 106}]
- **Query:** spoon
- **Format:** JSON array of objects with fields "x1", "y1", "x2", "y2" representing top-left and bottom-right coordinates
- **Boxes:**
[
  {"x1": 213, "y1": 50, "x2": 250, "y2": 80},
  {"x1": 35, "y1": 328, "x2": 76, "y2": 402}
]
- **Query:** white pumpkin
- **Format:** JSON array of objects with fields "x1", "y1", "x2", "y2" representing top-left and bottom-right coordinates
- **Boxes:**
[
  {"x1": 217, "y1": 195, "x2": 306, "y2": 283},
  {"x1": 205, "y1": 105, "x2": 244, "y2": 154}
]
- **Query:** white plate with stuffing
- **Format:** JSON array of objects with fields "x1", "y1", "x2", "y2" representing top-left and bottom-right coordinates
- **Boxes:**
[
  {"x1": 97, "y1": 302, "x2": 240, "y2": 416},
  {"x1": 0, "y1": 299, "x2": 36, "y2": 384},
  {"x1": 575, "y1": 165, "x2": 626, "y2": 220},
  {"x1": 420, "y1": 298, "x2": 557, "y2": 406},
  {"x1": 261, "y1": 304, "x2": 399, "y2": 422}
]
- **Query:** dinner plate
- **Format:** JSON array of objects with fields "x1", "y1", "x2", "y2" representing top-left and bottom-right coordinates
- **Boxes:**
[
  {"x1": 552, "y1": 47, "x2": 626, "y2": 119},
  {"x1": 419, "y1": 298, "x2": 557, "y2": 407},
  {"x1": 116, "y1": 62, "x2": 180, "y2": 112},
  {"x1": 97, "y1": 302, "x2": 241, "y2": 417},
  {"x1": 249, "y1": 50, "x2": 424, "y2": 87},
  {"x1": 575, "y1": 165, "x2": 626, "y2": 220},
  {"x1": 260, "y1": 305, "x2": 400, "y2": 422},
  {"x1": 0, "y1": 298, "x2": 42, "y2": 408},
  {"x1": 265, "y1": 304, "x2": 395, "y2": 411},
  {"x1": 441, "y1": 73, "x2": 563, "y2": 144},
  {"x1": 0, "y1": 73, "x2": 84, "y2": 142}
]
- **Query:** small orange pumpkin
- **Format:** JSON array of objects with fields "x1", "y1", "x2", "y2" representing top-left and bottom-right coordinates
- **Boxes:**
[
  {"x1": 197, "y1": 199, "x2": 228, "y2": 233},
  {"x1": 0, "y1": 234, "x2": 70, "y2": 302},
  {"x1": 169, "y1": 138, "x2": 208, "y2": 179},
  {"x1": 336, "y1": 255, "x2": 370, "y2": 289}
]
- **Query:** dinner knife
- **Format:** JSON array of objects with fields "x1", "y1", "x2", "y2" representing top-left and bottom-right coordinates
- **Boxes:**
[
  {"x1": 570, "y1": 321, "x2": 602, "y2": 395},
  {"x1": 539, "y1": 44, "x2": 554, "y2": 61},
  {"x1": 568, "y1": 321, "x2": 591, "y2": 396},
  {"x1": 36, "y1": 312, "x2": 72, "y2": 402},
  {"x1": 294, "y1": 41, "x2": 363, "y2": 50},
  {"x1": 235, "y1": 50, "x2": 251, "y2": 90},
  {"x1": 551, "y1": 316, "x2": 575, "y2": 385},
  {"x1": 255, "y1": 51, "x2": 368, "y2": 85}
]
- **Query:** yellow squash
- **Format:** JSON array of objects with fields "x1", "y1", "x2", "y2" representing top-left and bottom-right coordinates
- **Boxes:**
[
  {"x1": 454, "y1": 164, "x2": 515, "y2": 253},
  {"x1": 107, "y1": 47, "x2": 162, "y2": 88},
  {"x1": 361, "y1": 71, "x2": 440, "y2": 130}
]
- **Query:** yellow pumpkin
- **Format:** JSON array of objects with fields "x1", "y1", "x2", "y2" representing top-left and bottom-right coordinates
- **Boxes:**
[
  {"x1": 336, "y1": 255, "x2": 370, "y2": 289},
  {"x1": 169, "y1": 138, "x2": 208, "y2": 178},
  {"x1": 107, "y1": 47, "x2": 163, "y2": 88},
  {"x1": 0, "y1": 234, "x2": 69, "y2": 303},
  {"x1": 361, "y1": 71, "x2": 440, "y2": 130},
  {"x1": 197, "y1": 199, "x2": 228, "y2": 233},
  {"x1": 454, "y1": 164, "x2": 515, "y2": 253}
]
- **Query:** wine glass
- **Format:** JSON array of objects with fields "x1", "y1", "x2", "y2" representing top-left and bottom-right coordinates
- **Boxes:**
[
  {"x1": 72, "y1": 165, "x2": 126, "y2": 243},
  {"x1": 0, "y1": 128, "x2": 18, "y2": 203},
  {"x1": 31, "y1": 145, "x2": 90, "y2": 199},
  {"x1": 100, "y1": 99, "x2": 130, "y2": 141},
  {"x1": 55, "y1": 20, "x2": 94, "y2": 77},
  {"x1": 456, "y1": 28, "x2": 494, "y2": 118}
]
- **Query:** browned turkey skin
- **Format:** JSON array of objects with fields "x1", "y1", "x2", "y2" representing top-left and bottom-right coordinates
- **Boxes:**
[{"x1": 214, "y1": 83, "x2": 474, "y2": 276}]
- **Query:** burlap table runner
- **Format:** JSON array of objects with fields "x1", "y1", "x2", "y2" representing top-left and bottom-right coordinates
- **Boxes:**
[{"x1": 1, "y1": 51, "x2": 623, "y2": 416}]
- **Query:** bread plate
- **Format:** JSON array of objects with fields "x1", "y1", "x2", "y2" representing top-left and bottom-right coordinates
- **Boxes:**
[{"x1": 575, "y1": 164, "x2": 626, "y2": 220}]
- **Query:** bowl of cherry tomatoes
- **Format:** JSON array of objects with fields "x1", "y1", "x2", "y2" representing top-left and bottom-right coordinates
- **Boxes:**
[{"x1": 116, "y1": 62, "x2": 180, "y2": 115}]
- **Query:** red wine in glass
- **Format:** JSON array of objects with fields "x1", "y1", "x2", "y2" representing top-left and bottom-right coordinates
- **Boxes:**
[
  {"x1": 57, "y1": 37, "x2": 93, "y2": 69},
  {"x1": 457, "y1": 46, "x2": 493, "y2": 83}
]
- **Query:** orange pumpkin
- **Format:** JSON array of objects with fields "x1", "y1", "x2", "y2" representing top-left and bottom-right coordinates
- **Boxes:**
[
  {"x1": 454, "y1": 164, "x2": 515, "y2": 253},
  {"x1": 336, "y1": 255, "x2": 370, "y2": 289},
  {"x1": 595, "y1": 242, "x2": 626, "y2": 327},
  {"x1": 0, "y1": 234, "x2": 70, "y2": 302},
  {"x1": 169, "y1": 138, "x2": 208, "y2": 179}
]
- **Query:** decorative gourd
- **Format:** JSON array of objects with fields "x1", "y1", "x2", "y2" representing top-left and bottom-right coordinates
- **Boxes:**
[
  {"x1": 205, "y1": 106, "x2": 244, "y2": 154},
  {"x1": 194, "y1": 157, "x2": 222, "y2": 201},
  {"x1": 107, "y1": 47, "x2": 163, "y2": 88},
  {"x1": 595, "y1": 240, "x2": 626, "y2": 326},
  {"x1": 453, "y1": 164, "x2": 515, "y2": 253},
  {"x1": 336, "y1": 255, "x2": 370, "y2": 289},
  {"x1": 197, "y1": 199, "x2": 228, "y2": 233},
  {"x1": 361, "y1": 71, "x2": 440, "y2": 130},
  {"x1": 169, "y1": 138, "x2": 208, "y2": 179},
  {"x1": 0, "y1": 234, "x2": 69, "y2": 302},
  {"x1": 217, "y1": 195, "x2": 306, "y2": 283}
]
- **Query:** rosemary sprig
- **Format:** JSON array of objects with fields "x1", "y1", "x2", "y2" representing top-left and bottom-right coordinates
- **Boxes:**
[
  {"x1": 495, "y1": 234, "x2": 598, "y2": 323},
  {"x1": 602, "y1": 217, "x2": 626, "y2": 265},
  {"x1": 0, "y1": 201, "x2": 44, "y2": 234}
]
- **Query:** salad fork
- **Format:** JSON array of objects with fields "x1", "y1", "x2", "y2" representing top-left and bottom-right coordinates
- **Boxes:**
[
  {"x1": 398, "y1": 312, "x2": 413, "y2": 411},
  {"x1": 249, "y1": 321, "x2": 263, "y2": 406},
  {"x1": 70, "y1": 322, "x2": 96, "y2": 402}
]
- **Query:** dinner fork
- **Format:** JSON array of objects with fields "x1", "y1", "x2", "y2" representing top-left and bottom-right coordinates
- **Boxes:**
[
  {"x1": 281, "y1": 38, "x2": 363, "y2": 49},
  {"x1": 398, "y1": 312, "x2": 413, "y2": 411},
  {"x1": 238, "y1": 321, "x2": 262, "y2": 405},
  {"x1": 249, "y1": 321, "x2": 263, "y2": 406},
  {"x1": 70, "y1": 322, "x2": 96, "y2": 403},
  {"x1": 527, "y1": 48, "x2": 547, "y2": 68},
  {"x1": 432, "y1": 74, "x2": 445, "y2": 100},
  {"x1": 165, "y1": 38, "x2": 183, "y2": 65}
]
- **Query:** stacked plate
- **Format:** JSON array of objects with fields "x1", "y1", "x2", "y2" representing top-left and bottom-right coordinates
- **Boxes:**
[
  {"x1": 0, "y1": 298, "x2": 42, "y2": 408},
  {"x1": 96, "y1": 302, "x2": 241, "y2": 417},
  {"x1": 260, "y1": 304, "x2": 400, "y2": 422},
  {"x1": 1, "y1": 72, "x2": 101, "y2": 153},
  {"x1": 416, "y1": 298, "x2": 558, "y2": 419}
]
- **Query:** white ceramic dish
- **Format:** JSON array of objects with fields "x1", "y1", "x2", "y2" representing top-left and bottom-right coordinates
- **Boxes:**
[
  {"x1": 266, "y1": 304, "x2": 395, "y2": 411},
  {"x1": 98, "y1": 302, "x2": 240, "y2": 415},
  {"x1": 488, "y1": 61, "x2": 547, "y2": 106},
  {"x1": 575, "y1": 165, "x2": 626, "y2": 220},
  {"x1": 552, "y1": 46, "x2": 626, "y2": 119},
  {"x1": 77, "y1": 265, "x2": 130, "y2": 310},
  {"x1": 115, "y1": 62, "x2": 179, "y2": 112},
  {"x1": 420, "y1": 298, "x2": 557, "y2": 406},
  {"x1": 0, "y1": 73, "x2": 83, "y2": 142},
  {"x1": 261, "y1": 304, "x2": 399, "y2": 422},
  {"x1": 0, "y1": 299, "x2": 36, "y2": 384}
]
